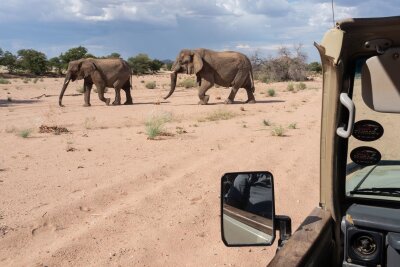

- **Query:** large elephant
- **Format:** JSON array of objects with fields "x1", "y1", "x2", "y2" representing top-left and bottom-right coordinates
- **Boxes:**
[
  {"x1": 164, "y1": 49, "x2": 256, "y2": 104},
  {"x1": 59, "y1": 58, "x2": 133, "y2": 107}
]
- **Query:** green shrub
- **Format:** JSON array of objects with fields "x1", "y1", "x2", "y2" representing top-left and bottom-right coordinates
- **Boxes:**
[
  {"x1": 272, "y1": 126, "x2": 285, "y2": 136},
  {"x1": 76, "y1": 86, "x2": 84, "y2": 93},
  {"x1": 145, "y1": 113, "x2": 172, "y2": 139},
  {"x1": 178, "y1": 78, "x2": 196, "y2": 88},
  {"x1": 33, "y1": 78, "x2": 39, "y2": 84},
  {"x1": 263, "y1": 119, "x2": 271, "y2": 126},
  {"x1": 287, "y1": 83, "x2": 294, "y2": 92},
  {"x1": 296, "y1": 82, "x2": 306, "y2": 90},
  {"x1": 308, "y1": 61, "x2": 322, "y2": 73},
  {"x1": 18, "y1": 129, "x2": 33, "y2": 138},
  {"x1": 0, "y1": 78, "x2": 11, "y2": 84},
  {"x1": 288, "y1": 123, "x2": 297, "y2": 129},
  {"x1": 93, "y1": 88, "x2": 108, "y2": 93},
  {"x1": 267, "y1": 89, "x2": 276, "y2": 97},
  {"x1": 145, "y1": 81, "x2": 156, "y2": 89}
]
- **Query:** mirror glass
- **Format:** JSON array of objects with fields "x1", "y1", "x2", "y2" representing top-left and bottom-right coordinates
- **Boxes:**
[{"x1": 221, "y1": 172, "x2": 275, "y2": 246}]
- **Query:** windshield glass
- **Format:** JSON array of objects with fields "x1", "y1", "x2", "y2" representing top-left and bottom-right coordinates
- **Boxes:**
[{"x1": 346, "y1": 58, "x2": 400, "y2": 201}]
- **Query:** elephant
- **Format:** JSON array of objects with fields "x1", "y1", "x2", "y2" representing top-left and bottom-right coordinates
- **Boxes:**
[
  {"x1": 164, "y1": 49, "x2": 256, "y2": 104},
  {"x1": 59, "y1": 58, "x2": 133, "y2": 107}
]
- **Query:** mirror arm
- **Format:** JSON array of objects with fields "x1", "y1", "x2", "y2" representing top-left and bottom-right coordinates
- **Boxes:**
[{"x1": 275, "y1": 215, "x2": 292, "y2": 249}]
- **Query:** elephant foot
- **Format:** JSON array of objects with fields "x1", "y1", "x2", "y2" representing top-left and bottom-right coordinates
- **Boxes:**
[
  {"x1": 83, "y1": 103, "x2": 91, "y2": 107},
  {"x1": 105, "y1": 98, "x2": 111, "y2": 106},
  {"x1": 198, "y1": 95, "x2": 210, "y2": 105},
  {"x1": 224, "y1": 98, "x2": 234, "y2": 104},
  {"x1": 246, "y1": 99, "x2": 256, "y2": 104},
  {"x1": 112, "y1": 101, "x2": 121, "y2": 105},
  {"x1": 124, "y1": 100, "x2": 133, "y2": 105}
]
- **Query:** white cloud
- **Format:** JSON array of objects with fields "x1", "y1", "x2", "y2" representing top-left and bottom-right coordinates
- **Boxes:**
[
  {"x1": 306, "y1": 2, "x2": 357, "y2": 27},
  {"x1": 0, "y1": 0, "x2": 399, "y2": 61},
  {"x1": 236, "y1": 44, "x2": 251, "y2": 49}
]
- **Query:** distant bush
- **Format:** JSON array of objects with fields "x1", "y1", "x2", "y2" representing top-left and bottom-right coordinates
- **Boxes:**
[
  {"x1": 18, "y1": 128, "x2": 33, "y2": 138},
  {"x1": 127, "y1": 53, "x2": 163, "y2": 75},
  {"x1": 252, "y1": 44, "x2": 308, "y2": 82},
  {"x1": 308, "y1": 61, "x2": 322, "y2": 73},
  {"x1": 17, "y1": 49, "x2": 48, "y2": 75},
  {"x1": 93, "y1": 87, "x2": 108, "y2": 93},
  {"x1": 145, "y1": 81, "x2": 156, "y2": 89},
  {"x1": 0, "y1": 78, "x2": 10, "y2": 84},
  {"x1": 288, "y1": 122, "x2": 297, "y2": 129},
  {"x1": 59, "y1": 46, "x2": 89, "y2": 68},
  {"x1": 178, "y1": 78, "x2": 196, "y2": 88},
  {"x1": 48, "y1": 57, "x2": 63, "y2": 75},
  {"x1": 287, "y1": 83, "x2": 294, "y2": 92},
  {"x1": 76, "y1": 86, "x2": 84, "y2": 93},
  {"x1": 296, "y1": 82, "x2": 307, "y2": 90},
  {"x1": 0, "y1": 49, "x2": 18, "y2": 72},
  {"x1": 267, "y1": 89, "x2": 276, "y2": 97}
]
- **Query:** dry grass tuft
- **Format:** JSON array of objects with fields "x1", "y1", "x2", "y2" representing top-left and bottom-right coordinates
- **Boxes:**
[
  {"x1": 145, "y1": 112, "x2": 172, "y2": 139},
  {"x1": 204, "y1": 109, "x2": 237, "y2": 121}
]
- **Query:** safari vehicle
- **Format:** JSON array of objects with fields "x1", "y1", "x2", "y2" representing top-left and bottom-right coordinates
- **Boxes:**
[{"x1": 221, "y1": 16, "x2": 400, "y2": 266}]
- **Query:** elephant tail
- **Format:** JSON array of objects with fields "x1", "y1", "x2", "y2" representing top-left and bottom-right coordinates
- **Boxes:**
[
  {"x1": 130, "y1": 71, "x2": 133, "y2": 90},
  {"x1": 249, "y1": 70, "x2": 255, "y2": 93}
]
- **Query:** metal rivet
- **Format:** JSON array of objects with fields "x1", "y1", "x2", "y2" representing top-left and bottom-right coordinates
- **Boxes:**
[{"x1": 393, "y1": 53, "x2": 399, "y2": 60}]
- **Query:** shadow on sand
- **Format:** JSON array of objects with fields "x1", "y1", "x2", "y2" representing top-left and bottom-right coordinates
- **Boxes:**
[
  {"x1": 167, "y1": 99, "x2": 286, "y2": 106},
  {"x1": 0, "y1": 99, "x2": 40, "y2": 107}
]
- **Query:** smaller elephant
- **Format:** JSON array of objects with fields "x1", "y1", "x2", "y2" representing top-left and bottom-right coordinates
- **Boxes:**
[
  {"x1": 59, "y1": 58, "x2": 133, "y2": 107},
  {"x1": 164, "y1": 49, "x2": 256, "y2": 104}
]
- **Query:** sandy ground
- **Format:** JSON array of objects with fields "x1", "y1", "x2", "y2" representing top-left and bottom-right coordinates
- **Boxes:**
[{"x1": 0, "y1": 74, "x2": 322, "y2": 267}]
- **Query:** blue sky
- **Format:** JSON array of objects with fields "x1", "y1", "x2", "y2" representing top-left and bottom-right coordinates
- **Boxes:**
[{"x1": 0, "y1": 1, "x2": 399, "y2": 62}]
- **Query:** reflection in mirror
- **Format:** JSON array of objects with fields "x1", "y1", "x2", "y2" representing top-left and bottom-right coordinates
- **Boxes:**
[{"x1": 221, "y1": 172, "x2": 275, "y2": 246}]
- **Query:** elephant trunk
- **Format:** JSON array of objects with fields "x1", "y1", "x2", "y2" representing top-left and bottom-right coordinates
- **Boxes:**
[
  {"x1": 164, "y1": 72, "x2": 177, "y2": 100},
  {"x1": 164, "y1": 62, "x2": 180, "y2": 100},
  {"x1": 59, "y1": 72, "x2": 71, "y2": 107}
]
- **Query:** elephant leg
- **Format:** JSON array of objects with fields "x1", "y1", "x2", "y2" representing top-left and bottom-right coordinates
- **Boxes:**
[
  {"x1": 226, "y1": 70, "x2": 250, "y2": 104},
  {"x1": 113, "y1": 87, "x2": 122, "y2": 105},
  {"x1": 245, "y1": 88, "x2": 256, "y2": 104},
  {"x1": 123, "y1": 81, "x2": 133, "y2": 105},
  {"x1": 225, "y1": 86, "x2": 240, "y2": 104},
  {"x1": 96, "y1": 85, "x2": 110, "y2": 106},
  {"x1": 198, "y1": 80, "x2": 213, "y2": 105},
  {"x1": 83, "y1": 82, "x2": 93, "y2": 107}
]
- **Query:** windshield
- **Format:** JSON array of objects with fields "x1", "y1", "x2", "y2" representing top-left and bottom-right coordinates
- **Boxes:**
[{"x1": 346, "y1": 58, "x2": 400, "y2": 201}]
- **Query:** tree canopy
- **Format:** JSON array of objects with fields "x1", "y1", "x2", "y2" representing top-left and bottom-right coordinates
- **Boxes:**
[
  {"x1": 0, "y1": 45, "x2": 170, "y2": 75},
  {"x1": 17, "y1": 49, "x2": 48, "y2": 75}
]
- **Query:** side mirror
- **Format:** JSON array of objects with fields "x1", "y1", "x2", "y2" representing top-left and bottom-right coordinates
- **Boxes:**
[{"x1": 221, "y1": 171, "x2": 275, "y2": 246}]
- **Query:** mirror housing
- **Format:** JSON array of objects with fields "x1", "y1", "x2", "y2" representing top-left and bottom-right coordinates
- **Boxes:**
[
  {"x1": 221, "y1": 171, "x2": 276, "y2": 246},
  {"x1": 362, "y1": 47, "x2": 400, "y2": 113}
]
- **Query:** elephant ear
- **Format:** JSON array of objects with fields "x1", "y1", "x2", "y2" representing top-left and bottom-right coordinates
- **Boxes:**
[
  {"x1": 79, "y1": 60, "x2": 96, "y2": 78},
  {"x1": 192, "y1": 52, "x2": 203, "y2": 74}
]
